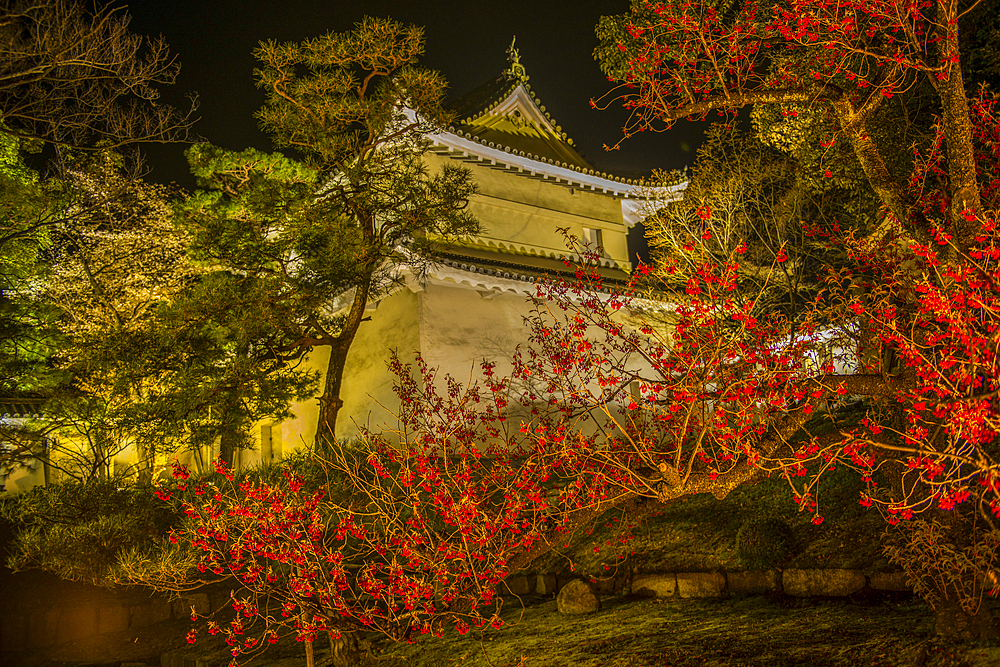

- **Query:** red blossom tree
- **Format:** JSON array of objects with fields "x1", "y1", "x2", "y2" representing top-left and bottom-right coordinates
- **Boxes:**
[
  {"x1": 591, "y1": 0, "x2": 1000, "y2": 636},
  {"x1": 124, "y1": 1, "x2": 1000, "y2": 658},
  {"x1": 594, "y1": 0, "x2": 982, "y2": 244}
]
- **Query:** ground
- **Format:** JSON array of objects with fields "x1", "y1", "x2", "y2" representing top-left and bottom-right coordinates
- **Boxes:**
[{"x1": 5, "y1": 593, "x2": 1000, "y2": 667}]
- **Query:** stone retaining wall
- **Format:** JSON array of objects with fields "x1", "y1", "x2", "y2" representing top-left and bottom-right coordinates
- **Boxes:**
[
  {"x1": 0, "y1": 588, "x2": 227, "y2": 652},
  {"x1": 0, "y1": 568, "x2": 914, "y2": 656},
  {"x1": 500, "y1": 568, "x2": 914, "y2": 600}
]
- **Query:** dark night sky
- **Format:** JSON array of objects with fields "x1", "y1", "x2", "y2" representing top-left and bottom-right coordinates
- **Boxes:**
[{"x1": 120, "y1": 0, "x2": 709, "y2": 189}]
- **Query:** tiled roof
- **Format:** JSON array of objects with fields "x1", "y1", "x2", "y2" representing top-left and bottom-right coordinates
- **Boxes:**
[
  {"x1": 0, "y1": 397, "x2": 44, "y2": 419},
  {"x1": 448, "y1": 73, "x2": 591, "y2": 170},
  {"x1": 440, "y1": 40, "x2": 678, "y2": 193}
]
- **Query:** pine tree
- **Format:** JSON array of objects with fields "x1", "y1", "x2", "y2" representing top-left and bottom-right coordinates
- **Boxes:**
[{"x1": 184, "y1": 17, "x2": 479, "y2": 447}]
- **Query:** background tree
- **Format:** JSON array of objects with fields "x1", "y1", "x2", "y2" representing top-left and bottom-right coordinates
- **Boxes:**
[
  {"x1": 0, "y1": 0, "x2": 198, "y2": 478},
  {"x1": 643, "y1": 127, "x2": 820, "y2": 319},
  {"x1": 184, "y1": 17, "x2": 478, "y2": 448},
  {"x1": 0, "y1": 132, "x2": 60, "y2": 396},
  {"x1": 37, "y1": 151, "x2": 316, "y2": 481},
  {"x1": 0, "y1": 0, "x2": 196, "y2": 151}
]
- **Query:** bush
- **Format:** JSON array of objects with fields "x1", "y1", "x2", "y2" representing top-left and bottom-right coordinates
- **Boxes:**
[
  {"x1": 736, "y1": 516, "x2": 796, "y2": 570},
  {"x1": 0, "y1": 477, "x2": 179, "y2": 585}
]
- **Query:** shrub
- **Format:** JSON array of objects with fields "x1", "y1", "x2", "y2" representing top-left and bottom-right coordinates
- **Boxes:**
[{"x1": 736, "y1": 516, "x2": 796, "y2": 570}]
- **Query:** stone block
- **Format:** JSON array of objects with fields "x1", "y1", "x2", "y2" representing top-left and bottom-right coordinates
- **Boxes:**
[
  {"x1": 129, "y1": 601, "x2": 171, "y2": 628},
  {"x1": 160, "y1": 653, "x2": 183, "y2": 667},
  {"x1": 159, "y1": 653, "x2": 204, "y2": 667},
  {"x1": 27, "y1": 608, "x2": 59, "y2": 647},
  {"x1": 536, "y1": 573, "x2": 558, "y2": 596},
  {"x1": 1, "y1": 613, "x2": 28, "y2": 651},
  {"x1": 56, "y1": 606, "x2": 97, "y2": 644},
  {"x1": 170, "y1": 594, "x2": 211, "y2": 620},
  {"x1": 503, "y1": 574, "x2": 533, "y2": 597},
  {"x1": 727, "y1": 570, "x2": 781, "y2": 595},
  {"x1": 632, "y1": 573, "x2": 676, "y2": 598},
  {"x1": 677, "y1": 572, "x2": 726, "y2": 598},
  {"x1": 556, "y1": 579, "x2": 600, "y2": 615},
  {"x1": 869, "y1": 571, "x2": 911, "y2": 592},
  {"x1": 783, "y1": 569, "x2": 866, "y2": 597},
  {"x1": 97, "y1": 604, "x2": 130, "y2": 634}
]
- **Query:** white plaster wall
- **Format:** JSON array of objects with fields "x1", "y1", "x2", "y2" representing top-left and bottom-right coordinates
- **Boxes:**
[
  {"x1": 277, "y1": 287, "x2": 422, "y2": 449},
  {"x1": 417, "y1": 281, "x2": 534, "y2": 383},
  {"x1": 337, "y1": 288, "x2": 420, "y2": 440}
]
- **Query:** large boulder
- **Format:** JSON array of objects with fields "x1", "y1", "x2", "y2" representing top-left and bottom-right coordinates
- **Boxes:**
[
  {"x1": 783, "y1": 569, "x2": 866, "y2": 597},
  {"x1": 632, "y1": 573, "x2": 676, "y2": 598},
  {"x1": 677, "y1": 572, "x2": 726, "y2": 598},
  {"x1": 556, "y1": 579, "x2": 600, "y2": 615}
]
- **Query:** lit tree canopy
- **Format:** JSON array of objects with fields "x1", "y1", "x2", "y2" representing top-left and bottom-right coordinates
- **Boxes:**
[{"x1": 594, "y1": 0, "x2": 982, "y2": 245}]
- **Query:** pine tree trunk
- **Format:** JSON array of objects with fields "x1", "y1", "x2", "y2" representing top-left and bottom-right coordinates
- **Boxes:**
[
  {"x1": 315, "y1": 278, "x2": 371, "y2": 446},
  {"x1": 219, "y1": 429, "x2": 237, "y2": 468}
]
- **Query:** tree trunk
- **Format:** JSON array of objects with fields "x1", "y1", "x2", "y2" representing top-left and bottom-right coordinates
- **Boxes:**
[
  {"x1": 301, "y1": 610, "x2": 315, "y2": 667},
  {"x1": 315, "y1": 277, "x2": 372, "y2": 446},
  {"x1": 219, "y1": 429, "x2": 237, "y2": 468},
  {"x1": 328, "y1": 631, "x2": 366, "y2": 667},
  {"x1": 939, "y1": 70, "x2": 981, "y2": 249},
  {"x1": 136, "y1": 437, "x2": 154, "y2": 484},
  {"x1": 933, "y1": 600, "x2": 997, "y2": 641}
]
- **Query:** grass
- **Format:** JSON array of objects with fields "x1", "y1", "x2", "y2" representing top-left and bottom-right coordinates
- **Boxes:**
[{"x1": 369, "y1": 595, "x2": 1000, "y2": 667}]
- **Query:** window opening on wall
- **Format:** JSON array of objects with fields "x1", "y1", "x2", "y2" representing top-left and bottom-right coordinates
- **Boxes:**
[{"x1": 582, "y1": 227, "x2": 604, "y2": 257}]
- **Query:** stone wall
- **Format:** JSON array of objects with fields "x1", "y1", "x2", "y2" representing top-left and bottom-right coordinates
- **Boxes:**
[
  {"x1": 500, "y1": 567, "x2": 914, "y2": 601},
  {"x1": 0, "y1": 563, "x2": 232, "y2": 655},
  {"x1": 0, "y1": 566, "x2": 915, "y2": 657}
]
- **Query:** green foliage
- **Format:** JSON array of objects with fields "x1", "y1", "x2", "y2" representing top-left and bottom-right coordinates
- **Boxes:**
[
  {"x1": 735, "y1": 516, "x2": 796, "y2": 570},
  {"x1": 254, "y1": 17, "x2": 450, "y2": 170},
  {"x1": 0, "y1": 478, "x2": 178, "y2": 586},
  {"x1": 0, "y1": 132, "x2": 62, "y2": 395},
  {"x1": 13, "y1": 150, "x2": 318, "y2": 481}
]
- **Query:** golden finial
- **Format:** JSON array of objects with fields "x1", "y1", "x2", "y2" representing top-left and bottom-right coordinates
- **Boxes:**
[{"x1": 507, "y1": 36, "x2": 527, "y2": 81}]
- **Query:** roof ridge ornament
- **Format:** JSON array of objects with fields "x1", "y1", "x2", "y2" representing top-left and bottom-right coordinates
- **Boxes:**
[{"x1": 506, "y1": 36, "x2": 528, "y2": 82}]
